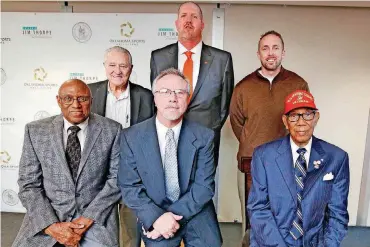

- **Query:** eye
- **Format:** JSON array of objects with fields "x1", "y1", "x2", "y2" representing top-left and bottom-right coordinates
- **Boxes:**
[{"x1": 64, "y1": 96, "x2": 72, "y2": 101}]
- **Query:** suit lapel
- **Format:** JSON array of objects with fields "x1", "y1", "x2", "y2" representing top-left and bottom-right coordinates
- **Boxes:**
[
  {"x1": 168, "y1": 43, "x2": 178, "y2": 69},
  {"x1": 275, "y1": 136, "x2": 297, "y2": 205},
  {"x1": 93, "y1": 80, "x2": 108, "y2": 116},
  {"x1": 140, "y1": 117, "x2": 166, "y2": 199},
  {"x1": 303, "y1": 136, "x2": 327, "y2": 197},
  {"x1": 190, "y1": 44, "x2": 214, "y2": 104},
  {"x1": 130, "y1": 82, "x2": 140, "y2": 126},
  {"x1": 77, "y1": 114, "x2": 102, "y2": 179},
  {"x1": 51, "y1": 115, "x2": 74, "y2": 184},
  {"x1": 177, "y1": 120, "x2": 196, "y2": 193}
]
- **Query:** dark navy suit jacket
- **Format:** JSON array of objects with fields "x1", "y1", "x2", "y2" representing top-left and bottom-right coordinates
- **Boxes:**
[
  {"x1": 118, "y1": 117, "x2": 222, "y2": 247},
  {"x1": 248, "y1": 135, "x2": 349, "y2": 247}
]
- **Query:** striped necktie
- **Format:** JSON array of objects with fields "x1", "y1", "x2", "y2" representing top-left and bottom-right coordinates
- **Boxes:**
[{"x1": 290, "y1": 147, "x2": 307, "y2": 241}]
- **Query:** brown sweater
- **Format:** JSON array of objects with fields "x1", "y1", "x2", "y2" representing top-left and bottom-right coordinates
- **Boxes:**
[{"x1": 230, "y1": 67, "x2": 309, "y2": 172}]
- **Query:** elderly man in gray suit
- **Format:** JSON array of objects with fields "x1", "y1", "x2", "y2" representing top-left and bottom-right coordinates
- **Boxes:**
[
  {"x1": 13, "y1": 79, "x2": 121, "y2": 247},
  {"x1": 150, "y1": 2, "x2": 234, "y2": 167}
]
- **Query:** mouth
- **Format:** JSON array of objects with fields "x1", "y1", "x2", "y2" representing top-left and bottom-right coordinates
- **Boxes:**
[{"x1": 266, "y1": 57, "x2": 276, "y2": 63}]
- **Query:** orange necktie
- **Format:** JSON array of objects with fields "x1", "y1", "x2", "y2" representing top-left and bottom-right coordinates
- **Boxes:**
[{"x1": 183, "y1": 51, "x2": 194, "y2": 99}]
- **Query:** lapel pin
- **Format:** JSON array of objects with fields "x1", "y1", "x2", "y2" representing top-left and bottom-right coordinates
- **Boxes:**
[
  {"x1": 313, "y1": 160, "x2": 321, "y2": 169},
  {"x1": 204, "y1": 61, "x2": 208, "y2": 64}
]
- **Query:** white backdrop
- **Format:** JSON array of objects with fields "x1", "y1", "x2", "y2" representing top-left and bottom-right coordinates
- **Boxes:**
[{"x1": 0, "y1": 12, "x2": 178, "y2": 212}]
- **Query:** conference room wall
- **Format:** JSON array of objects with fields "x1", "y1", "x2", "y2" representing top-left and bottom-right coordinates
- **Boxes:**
[{"x1": 3, "y1": 2, "x2": 370, "y2": 226}]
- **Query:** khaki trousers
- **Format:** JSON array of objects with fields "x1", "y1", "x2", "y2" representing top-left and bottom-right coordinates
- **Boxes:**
[
  {"x1": 119, "y1": 203, "x2": 134, "y2": 247},
  {"x1": 237, "y1": 170, "x2": 250, "y2": 247}
]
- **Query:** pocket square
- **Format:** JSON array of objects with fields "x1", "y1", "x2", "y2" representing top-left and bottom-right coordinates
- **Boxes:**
[{"x1": 323, "y1": 172, "x2": 334, "y2": 181}]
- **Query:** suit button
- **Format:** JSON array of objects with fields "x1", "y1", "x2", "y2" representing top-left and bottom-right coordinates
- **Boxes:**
[{"x1": 76, "y1": 193, "x2": 81, "y2": 197}]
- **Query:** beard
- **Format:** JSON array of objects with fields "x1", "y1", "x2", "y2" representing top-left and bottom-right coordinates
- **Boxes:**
[{"x1": 162, "y1": 110, "x2": 183, "y2": 121}]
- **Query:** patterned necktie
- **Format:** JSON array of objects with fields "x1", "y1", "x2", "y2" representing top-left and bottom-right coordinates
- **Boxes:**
[
  {"x1": 65, "y1": 126, "x2": 81, "y2": 181},
  {"x1": 183, "y1": 51, "x2": 194, "y2": 98},
  {"x1": 164, "y1": 129, "x2": 180, "y2": 202},
  {"x1": 290, "y1": 148, "x2": 307, "y2": 241}
]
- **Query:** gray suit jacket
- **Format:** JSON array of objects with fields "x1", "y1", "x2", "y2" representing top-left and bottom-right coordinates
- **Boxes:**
[
  {"x1": 150, "y1": 42, "x2": 234, "y2": 133},
  {"x1": 89, "y1": 80, "x2": 154, "y2": 125},
  {"x1": 118, "y1": 117, "x2": 222, "y2": 246},
  {"x1": 13, "y1": 113, "x2": 122, "y2": 247}
]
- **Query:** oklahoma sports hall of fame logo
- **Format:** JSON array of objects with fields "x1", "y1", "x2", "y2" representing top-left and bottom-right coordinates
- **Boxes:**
[
  {"x1": 24, "y1": 67, "x2": 58, "y2": 90},
  {"x1": 72, "y1": 22, "x2": 92, "y2": 43},
  {"x1": 2, "y1": 189, "x2": 19, "y2": 206}
]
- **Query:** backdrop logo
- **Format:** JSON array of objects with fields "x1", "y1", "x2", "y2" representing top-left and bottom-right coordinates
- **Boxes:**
[
  {"x1": 120, "y1": 22, "x2": 135, "y2": 38},
  {"x1": 1, "y1": 68, "x2": 6, "y2": 85},
  {"x1": 34, "y1": 111, "x2": 51, "y2": 120},
  {"x1": 24, "y1": 67, "x2": 58, "y2": 90},
  {"x1": 157, "y1": 28, "x2": 178, "y2": 40},
  {"x1": 1, "y1": 150, "x2": 18, "y2": 170},
  {"x1": 110, "y1": 22, "x2": 145, "y2": 47},
  {"x1": 0, "y1": 151, "x2": 11, "y2": 164},
  {"x1": 22, "y1": 26, "x2": 52, "y2": 38},
  {"x1": 1, "y1": 37, "x2": 11, "y2": 44},
  {"x1": 69, "y1": 72, "x2": 99, "y2": 83},
  {"x1": 2, "y1": 189, "x2": 19, "y2": 206},
  {"x1": 34, "y1": 67, "x2": 48, "y2": 82},
  {"x1": 72, "y1": 22, "x2": 92, "y2": 43},
  {"x1": 0, "y1": 116, "x2": 16, "y2": 125}
]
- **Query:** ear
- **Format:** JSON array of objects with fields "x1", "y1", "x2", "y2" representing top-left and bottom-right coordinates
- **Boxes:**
[
  {"x1": 282, "y1": 49, "x2": 286, "y2": 59},
  {"x1": 282, "y1": 115, "x2": 289, "y2": 130},
  {"x1": 313, "y1": 111, "x2": 320, "y2": 126},
  {"x1": 257, "y1": 50, "x2": 261, "y2": 61},
  {"x1": 175, "y1": 19, "x2": 179, "y2": 31},
  {"x1": 56, "y1": 95, "x2": 62, "y2": 108}
]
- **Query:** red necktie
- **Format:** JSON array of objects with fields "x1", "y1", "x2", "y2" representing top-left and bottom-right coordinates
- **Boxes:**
[{"x1": 183, "y1": 51, "x2": 193, "y2": 99}]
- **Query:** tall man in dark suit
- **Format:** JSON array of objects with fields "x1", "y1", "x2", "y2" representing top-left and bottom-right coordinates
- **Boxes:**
[
  {"x1": 13, "y1": 79, "x2": 122, "y2": 247},
  {"x1": 248, "y1": 90, "x2": 349, "y2": 247},
  {"x1": 88, "y1": 46, "x2": 154, "y2": 247},
  {"x1": 150, "y1": 2, "x2": 234, "y2": 167},
  {"x1": 118, "y1": 68, "x2": 222, "y2": 247}
]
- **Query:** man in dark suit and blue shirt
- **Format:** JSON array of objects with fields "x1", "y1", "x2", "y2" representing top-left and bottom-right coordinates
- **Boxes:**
[
  {"x1": 150, "y1": 2, "x2": 234, "y2": 166},
  {"x1": 248, "y1": 90, "x2": 349, "y2": 247},
  {"x1": 118, "y1": 68, "x2": 222, "y2": 247}
]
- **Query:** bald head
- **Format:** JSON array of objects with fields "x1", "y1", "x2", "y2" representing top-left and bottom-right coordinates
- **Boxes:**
[{"x1": 57, "y1": 79, "x2": 92, "y2": 124}]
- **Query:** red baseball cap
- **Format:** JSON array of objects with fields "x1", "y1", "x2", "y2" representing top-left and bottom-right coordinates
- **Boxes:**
[{"x1": 284, "y1": 90, "x2": 318, "y2": 114}]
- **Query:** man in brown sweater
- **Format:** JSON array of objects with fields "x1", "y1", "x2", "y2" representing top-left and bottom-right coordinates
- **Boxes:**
[{"x1": 229, "y1": 30, "x2": 309, "y2": 247}]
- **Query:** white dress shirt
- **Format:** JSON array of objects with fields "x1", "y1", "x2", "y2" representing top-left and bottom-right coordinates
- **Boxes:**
[
  {"x1": 290, "y1": 137, "x2": 312, "y2": 169},
  {"x1": 105, "y1": 83, "x2": 131, "y2": 129},
  {"x1": 178, "y1": 41, "x2": 202, "y2": 91},
  {"x1": 63, "y1": 117, "x2": 89, "y2": 152},
  {"x1": 155, "y1": 118, "x2": 182, "y2": 166}
]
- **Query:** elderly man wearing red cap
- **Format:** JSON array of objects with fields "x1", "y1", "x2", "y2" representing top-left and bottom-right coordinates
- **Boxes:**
[{"x1": 248, "y1": 90, "x2": 349, "y2": 247}]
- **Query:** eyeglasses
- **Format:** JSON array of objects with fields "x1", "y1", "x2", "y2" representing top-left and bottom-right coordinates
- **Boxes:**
[
  {"x1": 287, "y1": 111, "x2": 316, "y2": 122},
  {"x1": 154, "y1": 88, "x2": 188, "y2": 98},
  {"x1": 59, "y1": 95, "x2": 91, "y2": 105}
]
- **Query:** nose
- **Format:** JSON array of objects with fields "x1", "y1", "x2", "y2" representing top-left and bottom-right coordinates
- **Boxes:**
[
  {"x1": 71, "y1": 98, "x2": 82, "y2": 108},
  {"x1": 168, "y1": 92, "x2": 178, "y2": 102},
  {"x1": 113, "y1": 65, "x2": 121, "y2": 74}
]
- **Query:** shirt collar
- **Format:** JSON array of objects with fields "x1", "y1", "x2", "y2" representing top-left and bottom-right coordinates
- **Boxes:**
[
  {"x1": 63, "y1": 117, "x2": 89, "y2": 132},
  {"x1": 290, "y1": 136, "x2": 312, "y2": 154},
  {"x1": 178, "y1": 41, "x2": 203, "y2": 55},
  {"x1": 107, "y1": 82, "x2": 130, "y2": 100},
  {"x1": 155, "y1": 117, "x2": 183, "y2": 142}
]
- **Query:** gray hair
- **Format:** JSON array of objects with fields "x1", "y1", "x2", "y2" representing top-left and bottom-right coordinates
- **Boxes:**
[
  {"x1": 104, "y1": 46, "x2": 133, "y2": 65},
  {"x1": 152, "y1": 68, "x2": 191, "y2": 94}
]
